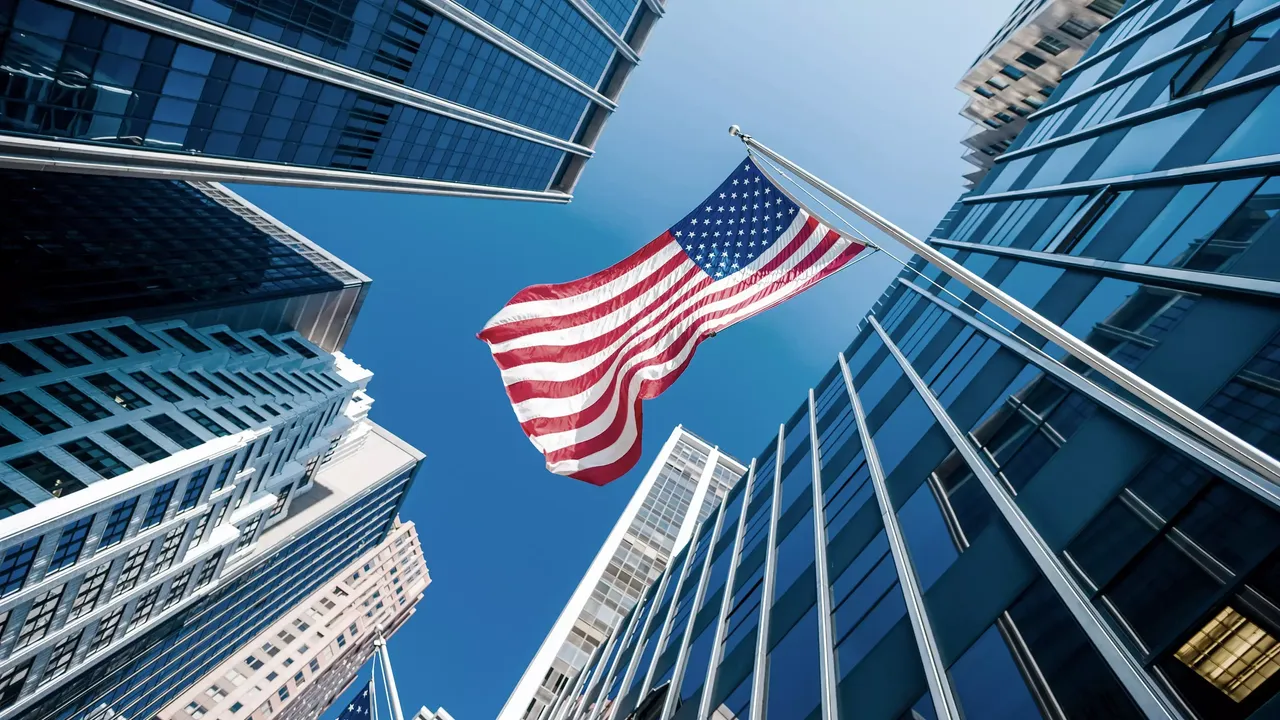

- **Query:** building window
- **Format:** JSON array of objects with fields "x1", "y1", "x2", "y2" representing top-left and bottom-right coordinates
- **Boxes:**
[
  {"x1": 1007, "y1": 104, "x2": 1030, "y2": 118},
  {"x1": 105, "y1": 326, "x2": 159, "y2": 354},
  {"x1": 99, "y1": 497, "x2": 139, "y2": 549},
  {"x1": 1016, "y1": 51, "x2": 1046, "y2": 70},
  {"x1": 974, "y1": 85, "x2": 995, "y2": 98},
  {"x1": 245, "y1": 655, "x2": 264, "y2": 671},
  {"x1": 1022, "y1": 95, "x2": 1045, "y2": 110},
  {"x1": 234, "y1": 372, "x2": 270, "y2": 395},
  {"x1": 308, "y1": 659, "x2": 320, "y2": 673},
  {"x1": 180, "y1": 467, "x2": 213, "y2": 511},
  {"x1": 144, "y1": 415, "x2": 204, "y2": 450},
  {"x1": 86, "y1": 373, "x2": 150, "y2": 411},
  {"x1": 995, "y1": 112, "x2": 1017, "y2": 123},
  {"x1": 30, "y1": 337, "x2": 90, "y2": 368},
  {"x1": 163, "y1": 328, "x2": 211, "y2": 353},
  {"x1": 42, "y1": 630, "x2": 82, "y2": 683},
  {"x1": 236, "y1": 515, "x2": 263, "y2": 551},
  {"x1": 1035, "y1": 34, "x2": 1070, "y2": 55},
  {"x1": 61, "y1": 438, "x2": 130, "y2": 479},
  {"x1": 152, "y1": 527, "x2": 185, "y2": 573},
  {"x1": 211, "y1": 331, "x2": 253, "y2": 356},
  {"x1": 0, "y1": 344, "x2": 49, "y2": 377},
  {"x1": 1000, "y1": 63, "x2": 1027, "y2": 80},
  {"x1": 282, "y1": 338, "x2": 318, "y2": 359},
  {"x1": 248, "y1": 335, "x2": 288, "y2": 357},
  {"x1": 49, "y1": 515, "x2": 95, "y2": 572},
  {"x1": 128, "y1": 371, "x2": 182, "y2": 403},
  {"x1": 1039, "y1": 85, "x2": 1057, "y2": 97},
  {"x1": 106, "y1": 425, "x2": 171, "y2": 463},
  {"x1": 278, "y1": 686, "x2": 290, "y2": 702},
  {"x1": 15, "y1": 586, "x2": 65, "y2": 648},
  {"x1": 262, "y1": 641, "x2": 280, "y2": 657},
  {"x1": 185, "y1": 702, "x2": 209, "y2": 719},
  {"x1": 190, "y1": 372, "x2": 232, "y2": 399},
  {"x1": 0, "y1": 392, "x2": 70, "y2": 434},
  {"x1": 1087, "y1": 0, "x2": 1124, "y2": 19},
  {"x1": 89, "y1": 607, "x2": 125, "y2": 654},
  {"x1": 7, "y1": 452, "x2": 87, "y2": 497},
  {"x1": 1175, "y1": 605, "x2": 1279, "y2": 702},
  {"x1": 160, "y1": 371, "x2": 208, "y2": 400},
  {"x1": 191, "y1": 507, "x2": 214, "y2": 547},
  {"x1": 214, "y1": 372, "x2": 251, "y2": 396},
  {"x1": 0, "y1": 659, "x2": 33, "y2": 710},
  {"x1": 70, "y1": 330, "x2": 126, "y2": 360},
  {"x1": 294, "y1": 670, "x2": 306, "y2": 686},
  {"x1": 213, "y1": 459, "x2": 235, "y2": 491},
  {"x1": 237, "y1": 405, "x2": 267, "y2": 423},
  {"x1": 114, "y1": 544, "x2": 151, "y2": 597},
  {"x1": 196, "y1": 553, "x2": 221, "y2": 588},
  {"x1": 254, "y1": 372, "x2": 290, "y2": 395},
  {"x1": 271, "y1": 484, "x2": 293, "y2": 518},
  {"x1": 214, "y1": 407, "x2": 251, "y2": 431},
  {"x1": 129, "y1": 587, "x2": 162, "y2": 630},
  {"x1": 70, "y1": 563, "x2": 112, "y2": 619},
  {"x1": 164, "y1": 568, "x2": 193, "y2": 608},
  {"x1": 184, "y1": 409, "x2": 231, "y2": 438},
  {"x1": 42, "y1": 382, "x2": 112, "y2": 422},
  {"x1": 143, "y1": 480, "x2": 179, "y2": 528}
]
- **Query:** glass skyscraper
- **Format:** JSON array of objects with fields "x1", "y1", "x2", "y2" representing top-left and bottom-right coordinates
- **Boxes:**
[
  {"x1": 0, "y1": 0, "x2": 662, "y2": 199},
  {"x1": 546, "y1": 0, "x2": 1280, "y2": 719},
  {"x1": 501, "y1": 427, "x2": 743, "y2": 720},
  {"x1": 0, "y1": 170, "x2": 370, "y2": 351}
]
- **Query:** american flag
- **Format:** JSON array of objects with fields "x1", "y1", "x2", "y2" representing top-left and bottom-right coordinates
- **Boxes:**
[
  {"x1": 480, "y1": 158, "x2": 867, "y2": 485},
  {"x1": 337, "y1": 682, "x2": 371, "y2": 719}
]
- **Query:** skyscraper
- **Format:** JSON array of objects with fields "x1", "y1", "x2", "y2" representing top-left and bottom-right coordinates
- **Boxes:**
[
  {"x1": 500, "y1": 427, "x2": 744, "y2": 720},
  {"x1": 956, "y1": 0, "x2": 1121, "y2": 187},
  {"x1": 0, "y1": 314, "x2": 421, "y2": 718},
  {"x1": 547, "y1": 0, "x2": 1280, "y2": 718},
  {"x1": 156, "y1": 518, "x2": 429, "y2": 720},
  {"x1": 0, "y1": 0, "x2": 663, "y2": 199},
  {"x1": 0, "y1": 169, "x2": 370, "y2": 352}
]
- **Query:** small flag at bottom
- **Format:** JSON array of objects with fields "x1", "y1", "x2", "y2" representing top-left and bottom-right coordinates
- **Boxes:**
[
  {"x1": 338, "y1": 682, "x2": 371, "y2": 719},
  {"x1": 480, "y1": 157, "x2": 867, "y2": 485}
]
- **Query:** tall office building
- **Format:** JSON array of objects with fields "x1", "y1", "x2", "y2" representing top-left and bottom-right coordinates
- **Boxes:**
[
  {"x1": 0, "y1": 314, "x2": 422, "y2": 719},
  {"x1": 157, "y1": 518, "x2": 428, "y2": 720},
  {"x1": 0, "y1": 0, "x2": 664, "y2": 199},
  {"x1": 0, "y1": 170, "x2": 370, "y2": 352},
  {"x1": 957, "y1": 0, "x2": 1122, "y2": 187},
  {"x1": 548, "y1": 1, "x2": 1280, "y2": 719},
  {"x1": 500, "y1": 427, "x2": 744, "y2": 720}
]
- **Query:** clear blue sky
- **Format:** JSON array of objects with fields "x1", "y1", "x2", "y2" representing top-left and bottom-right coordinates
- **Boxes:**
[{"x1": 233, "y1": 1, "x2": 1014, "y2": 717}]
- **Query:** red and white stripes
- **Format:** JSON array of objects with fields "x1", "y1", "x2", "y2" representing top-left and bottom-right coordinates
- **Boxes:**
[{"x1": 479, "y1": 209, "x2": 865, "y2": 485}]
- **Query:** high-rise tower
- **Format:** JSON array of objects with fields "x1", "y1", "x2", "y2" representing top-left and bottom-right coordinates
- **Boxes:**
[
  {"x1": 499, "y1": 427, "x2": 744, "y2": 720},
  {"x1": 0, "y1": 0, "x2": 664, "y2": 199}
]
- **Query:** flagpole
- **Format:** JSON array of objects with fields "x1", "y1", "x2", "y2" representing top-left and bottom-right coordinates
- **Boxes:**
[
  {"x1": 376, "y1": 627, "x2": 406, "y2": 720},
  {"x1": 729, "y1": 124, "x2": 1280, "y2": 487}
]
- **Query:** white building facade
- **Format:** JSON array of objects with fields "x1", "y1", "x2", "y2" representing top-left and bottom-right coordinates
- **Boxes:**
[
  {"x1": 499, "y1": 427, "x2": 745, "y2": 720},
  {"x1": 0, "y1": 314, "x2": 374, "y2": 715}
]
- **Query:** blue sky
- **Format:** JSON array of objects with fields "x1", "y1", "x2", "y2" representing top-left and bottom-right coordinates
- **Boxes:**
[{"x1": 233, "y1": 1, "x2": 1014, "y2": 717}]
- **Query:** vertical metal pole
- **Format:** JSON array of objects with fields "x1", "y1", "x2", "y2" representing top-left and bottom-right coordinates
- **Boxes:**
[
  {"x1": 839, "y1": 353, "x2": 962, "y2": 720},
  {"x1": 749, "y1": 426, "x2": 785, "y2": 720},
  {"x1": 377, "y1": 631, "x2": 407, "y2": 720},
  {"x1": 807, "y1": 389, "x2": 840, "y2": 720},
  {"x1": 730, "y1": 125, "x2": 1280, "y2": 488}
]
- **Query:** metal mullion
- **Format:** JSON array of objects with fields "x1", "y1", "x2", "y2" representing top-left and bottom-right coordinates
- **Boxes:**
[
  {"x1": 547, "y1": 643, "x2": 601, "y2": 720},
  {"x1": 695, "y1": 460, "x2": 757, "y2": 720},
  {"x1": 838, "y1": 352, "x2": 963, "y2": 720},
  {"x1": 582, "y1": 602, "x2": 645, "y2": 720},
  {"x1": 899, "y1": 278, "x2": 1280, "y2": 511},
  {"x1": 660, "y1": 491, "x2": 731, "y2": 719},
  {"x1": 927, "y1": 238, "x2": 1280, "y2": 300},
  {"x1": 748, "y1": 426, "x2": 784, "y2": 720},
  {"x1": 564, "y1": 0, "x2": 640, "y2": 62},
  {"x1": 866, "y1": 315, "x2": 1183, "y2": 719},
  {"x1": 598, "y1": 565, "x2": 676, "y2": 720},
  {"x1": 807, "y1": 389, "x2": 840, "y2": 720},
  {"x1": 638, "y1": 529, "x2": 701, "y2": 700}
]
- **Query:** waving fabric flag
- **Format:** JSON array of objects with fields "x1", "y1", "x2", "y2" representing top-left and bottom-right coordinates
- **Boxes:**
[
  {"x1": 479, "y1": 158, "x2": 868, "y2": 485},
  {"x1": 338, "y1": 682, "x2": 372, "y2": 719}
]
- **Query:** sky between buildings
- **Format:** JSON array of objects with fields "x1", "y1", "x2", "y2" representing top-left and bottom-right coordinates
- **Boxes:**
[{"x1": 232, "y1": 0, "x2": 1018, "y2": 716}]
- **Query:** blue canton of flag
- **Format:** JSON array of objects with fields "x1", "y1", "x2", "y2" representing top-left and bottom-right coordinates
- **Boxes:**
[
  {"x1": 337, "y1": 682, "x2": 372, "y2": 719},
  {"x1": 671, "y1": 161, "x2": 800, "y2": 279}
]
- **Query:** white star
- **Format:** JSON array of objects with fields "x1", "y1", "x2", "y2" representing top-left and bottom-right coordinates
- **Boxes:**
[
  {"x1": 789, "y1": 207, "x2": 796, "y2": 214},
  {"x1": 753, "y1": 203, "x2": 759, "y2": 210},
  {"x1": 732, "y1": 262, "x2": 740, "y2": 269},
  {"x1": 703, "y1": 218, "x2": 711, "y2": 224},
  {"x1": 776, "y1": 224, "x2": 783, "y2": 230},
  {"x1": 744, "y1": 164, "x2": 751, "y2": 170},
  {"x1": 719, "y1": 192, "x2": 726, "y2": 199},
  {"x1": 696, "y1": 254, "x2": 704, "y2": 261},
  {"x1": 736, "y1": 241, "x2": 743, "y2": 247},
  {"x1": 684, "y1": 244, "x2": 692, "y2": 251},
  {"x1": 765, "y1": 187, "x2": 771, "y2": 194},
  {"x1": 765, "y1": 201, "x2": 772, "y2": 208},
  {"x1": 754, "y1": 190, "x2": 760, "y2": 197},
  {"x1": 675, "y1": 230, "x2": 682, "y2": 237},
  {"x1": 750, "y1": 229, "x2": 757, "y2": 235},
  {"x1": 713, "y1": 231, "x2": 720, "y2": 237},
  {"x1": 705, "y1": 205, "x2": 712, "y2": 212},
  {"x1": 701, "y1": 232, "x2": 708, "y2": 237},
  {"x1": 717, "y1": 206, "x2": 725, "y2": 212},
  {"x1": 776, "y1": 212, "x2": 783, "y2": 218},
  {"x1": 715, "y1": 270, "x2": 724, "y2": 277},
  {"x1": 731, "y1": 192, "x2": 738, "y2": 199},
  {"x1": 714, "y1": 218, "x2": 722, "y2": 225},
  {"x1": 698, "y1": 243, "x2": 705, "y2": 249},
  {"x1": 690, "y1": 218, "x2": 698, "y2": 225},
  {"x1": 732, "y1": 179, "x2": 739, "y2": 185},
  {"x1": 742, "y1": 204, "x2": 748, "y2": 211}
]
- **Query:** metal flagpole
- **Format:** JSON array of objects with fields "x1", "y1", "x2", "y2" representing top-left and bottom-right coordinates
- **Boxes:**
[
  {"x1": 728, "y1": 124, "x2": 1280, "y2": 488},
  {"x1": 371, "y1": 648, "x2": 381, "y2": 720},
  {"x1": 375, "y1": 627, "x2": 407, "y2": 720}
]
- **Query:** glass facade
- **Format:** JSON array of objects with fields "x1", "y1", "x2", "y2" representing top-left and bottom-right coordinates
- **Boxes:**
[
  {"x1": 0, "y1": 170, "x2": 369, "y2": 351},
  {"x1": 548, "y1": 1, "x2": 1280, "y2": 719},
  {"x1": 0, "y1": 0, "x2": 658, "y2": 195}
]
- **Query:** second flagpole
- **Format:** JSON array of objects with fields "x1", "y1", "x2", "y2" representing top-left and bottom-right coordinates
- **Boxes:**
[{"x1": 728, "y1": 124, "x2": 1280, "y2": 490}]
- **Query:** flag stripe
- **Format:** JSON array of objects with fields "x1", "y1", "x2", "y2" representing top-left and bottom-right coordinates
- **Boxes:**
[{"x1": 479, "y1": 158, "x2": 867, "y2": 485}]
